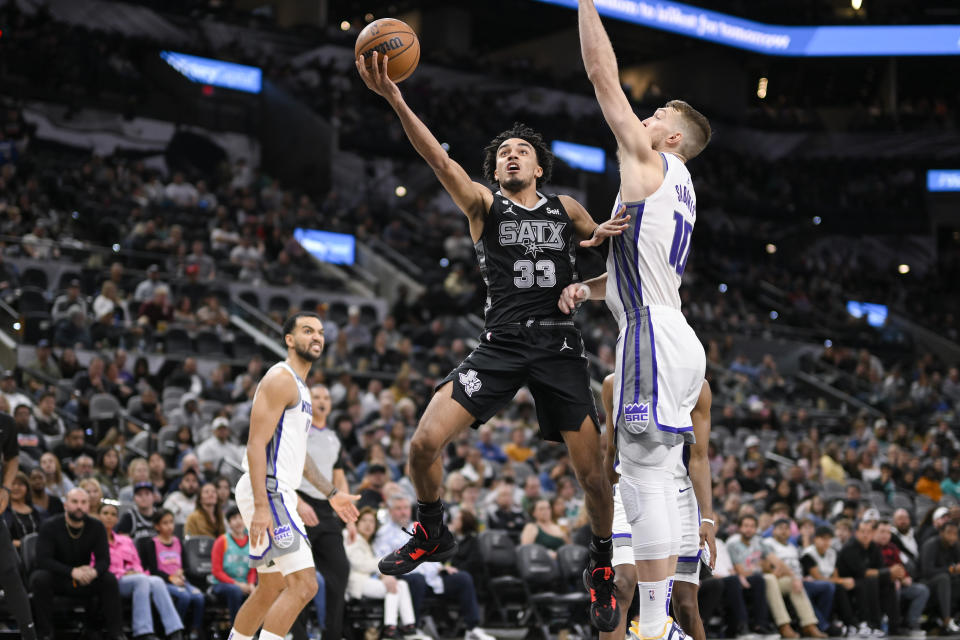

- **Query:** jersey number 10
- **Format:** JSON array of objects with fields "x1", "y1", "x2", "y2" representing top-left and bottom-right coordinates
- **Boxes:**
[{"x1": 668, "y1": 211, "x2": 693, "y2": 276}]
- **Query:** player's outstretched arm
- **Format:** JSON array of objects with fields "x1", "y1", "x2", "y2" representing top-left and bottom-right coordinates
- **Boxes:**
[
  {"x1": 356, "y1": 51, "x2": 492, "y2": 226},
  {"x1": 577, "y1": 0, "x2": 657, "y2": 164},
  {"x1": 689, "y1": 380, "x2": 716, "y2": 568},
  {"x1": 559, "y1": 196, "x2": 629, "y2": 248},
  {"x1": 246, "y1": 369, "x2": 297, "y2": 547}
]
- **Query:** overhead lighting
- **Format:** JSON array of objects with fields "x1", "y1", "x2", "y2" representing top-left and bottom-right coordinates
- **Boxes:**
[
  {"x1": 769, "y1": 310, "x2": 779, "y2": 320},
  {"x1": 812, "y1": 216, "x2": 822, "y2": 225},
  {"x1": 718, "y1": 283, "x2": 728, "y2": 293},
  {"x1": 851, "y1": 0, "x2": 863, "y2": 11},
  {"x1": 364, "y1": 13, "x2": 375, "y2": 22},
  {"x1": 757, "y1": 77, "x2": 768, "y2": 99},
  {"x1": 898, "y1": 263, "x2": 910, "y2": 274},
  {"x1": 395, "y1": 185, "x2": 407, "y2": 197},
  {"x1": 340, "y1": 20, "x2": 351, "y2": 31},
  {"x1": 765, "y1": 243, "x2": 777, "y2": 254}
]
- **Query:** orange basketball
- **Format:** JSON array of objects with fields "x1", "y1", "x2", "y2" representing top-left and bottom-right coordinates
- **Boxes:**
[{"x1": 355, "y1": 18, "x2": 420, "y2": 83}]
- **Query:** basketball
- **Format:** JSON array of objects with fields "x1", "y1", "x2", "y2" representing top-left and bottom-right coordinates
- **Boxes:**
[{"x1": 355, "y1": 18, "x2": 420, "y2": 83}]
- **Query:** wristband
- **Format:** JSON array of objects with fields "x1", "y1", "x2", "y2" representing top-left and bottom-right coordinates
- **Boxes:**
[
  {"x1": 701, "y1": 518, "x2": 715, "y2": 527},
  {"x1": 327, "y1": 487, "x2": 339, "y2": 499}
]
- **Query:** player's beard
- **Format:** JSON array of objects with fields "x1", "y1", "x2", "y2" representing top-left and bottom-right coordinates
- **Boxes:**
[{"x1": 294, "y1": 340, "x2": 323, "y2": 362}]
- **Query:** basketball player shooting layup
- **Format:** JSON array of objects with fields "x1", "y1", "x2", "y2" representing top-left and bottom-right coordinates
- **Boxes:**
[
  {"x1": 357, "y1": 50, "x2": 628, "y2": 630},
  {"x1": 558, "y1": 2, "x2": 712, "y2": 639},
  {"x1": 228, "y1": 312, "x2": 360, "y2": 640}
]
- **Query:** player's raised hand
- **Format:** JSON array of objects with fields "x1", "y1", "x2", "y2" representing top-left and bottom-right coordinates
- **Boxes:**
[
  {"x1": 331, "y1": 491, "x2": 362, "y2": 523},
  {"x1": 356, "y1": 51, "x2": 401, "y2": 103},
  {"x1": 558, "y1": 282, "x2": 591, "y2": 315},
  {"x1": 581, "y1": 204, "x2": 630, "y2": 247}
]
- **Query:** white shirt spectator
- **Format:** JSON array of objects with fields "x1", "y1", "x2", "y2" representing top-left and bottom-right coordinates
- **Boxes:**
[
  {"x1": 801, "y1": 544, "x2": 837, "y2": 577},
  {"x1": 766, "y1": 537, "x2": 802, "y2": 575},
  {"x1": 713, "y1": 538, "x2": 736, "y2": 577},
  {"x1": 196, "y1": 421, "x2": 243, "y2": 473},
  {"x1": 165, "y1": 177, "x2": 198, "y2": 207},
  {"x1": 163, "y1": 490, "x2": 198, "y2": 525}
]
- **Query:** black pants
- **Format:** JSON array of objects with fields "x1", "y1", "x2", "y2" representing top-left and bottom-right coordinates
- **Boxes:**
[
  {"x1": 742, "y1": 573, "x2": 773, "y2": 629},
  {"x1": 924, "y1": 573, "x2": 960, "y2": 621},
  {"x1": 698, "y1": 575, "x2": 750, "y2": 635},
  {"x1": 30, "y1": 568, "x2": 123, "y2": 637},
  {"x1": 0, "y1": 519, "x2": 34, "y2": 639},
  {"x1": 831, "y1": 585, "x2": 858, "y2": 626},
  {"x1": 850, "y1": 575, "x2": 899, "y2": 629},
  {"x1": 291, "y1": 493, "x2": 350, "y2": 640}
]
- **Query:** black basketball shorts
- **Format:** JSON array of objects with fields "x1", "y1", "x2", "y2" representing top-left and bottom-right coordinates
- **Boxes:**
[{"x1": 436, "y1": 323, "x2": 600, "y2": 442}]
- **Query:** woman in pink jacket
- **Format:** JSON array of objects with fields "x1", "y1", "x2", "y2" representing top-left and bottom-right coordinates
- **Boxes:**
[{"x1": 97, "y1": 500, "x2": 186, "y2": 640}]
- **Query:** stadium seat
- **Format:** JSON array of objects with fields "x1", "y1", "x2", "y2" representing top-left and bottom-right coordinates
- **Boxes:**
[
  {"x1": 164, "y1": 328, "x2": 193, "y2": 354},
  {"x1": 344, "y1": 597, "x2": 385, "y2": 640},
  {"x1": 555, "y1": 544, "x2": 590, "y2": 595},
  {"x1": 183, "y1": 535, "x2": 215, "y2": 587},
  {"x1": 360, "y1": 304, "x2": 378, "y2": 325},
  {"x1": 17, "y1": 287, "x2": 48, "y2": 314},
  {"x1": 891, "y1": 492, "x2": 914, "y2": 513},
  {"x1": 21, "y1": 268, "x2": 48, "y2": 289},
  {"x1": 477, "y1": 530, "x2": 527, "y2": 625},
  {"x1": 162, "y1": 386, "x2": 186, "y2": 402},
  {"x1": 268, "y1": 295, "x2": 291, "y2": 313},
  {"x1": 239, "y1": 291, "x2": 260, "y2": 308},
  {"x1": 232, "y1": 334, "x2": 259, "y2": 360},
  {"x1": 22, "y1": 311, "x2": 52, "y2": 344},
  {"x1": 516, "y1": 544, "x2": 589, "y2": 639},
  {"x1": 196, "y1": 331, "x2": 225, "y2": 356}
]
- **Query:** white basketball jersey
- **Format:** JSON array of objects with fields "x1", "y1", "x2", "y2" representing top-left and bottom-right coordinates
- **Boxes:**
[
  {"x1": 242, "y1": 361, "x2": 313, "y2": 493},
  {"x1": 604, "y1": 152, "x2": 696, "y2": 319}
]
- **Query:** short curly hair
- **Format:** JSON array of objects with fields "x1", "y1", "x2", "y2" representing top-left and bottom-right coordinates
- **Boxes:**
[{"x1": 482, "y1": 123, "x2": 554, "y2": 190}]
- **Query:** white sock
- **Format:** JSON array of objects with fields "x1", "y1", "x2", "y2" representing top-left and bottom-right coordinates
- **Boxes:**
[
  {"x1": 228, "y1": 631, "x2": 254, "y2": 640},
  {"x1": 260, "y1": 631, "x2": 285, "y2": 640},
  {"x1": 637, "y1": 580, "x2": 670, "y2": 638}
]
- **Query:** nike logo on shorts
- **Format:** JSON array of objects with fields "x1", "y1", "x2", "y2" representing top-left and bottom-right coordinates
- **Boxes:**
[{"x1": 678, "y1": 487, "x2": 692, "y2": 493}]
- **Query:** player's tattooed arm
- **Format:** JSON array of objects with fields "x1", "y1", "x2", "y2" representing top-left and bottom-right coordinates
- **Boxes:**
[{"x1": 302, "y1": 454, "x2": 335, "y2": 497}]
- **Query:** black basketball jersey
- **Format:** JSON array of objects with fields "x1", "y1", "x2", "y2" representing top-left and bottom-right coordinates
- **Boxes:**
[{"x1": 474, "y1": 191, "x2": 579, "y2": 328}]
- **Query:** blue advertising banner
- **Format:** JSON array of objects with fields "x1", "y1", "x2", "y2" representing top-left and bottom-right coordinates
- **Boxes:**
[
  {"x1": 552, "y1": 140, "x2": 607, "y2": 173},
  {"x1": 928, "y1": 170, "x2": 960, "y2": 192},
  {"x1": 534, "y1": 0, "x2": 960, "y2": 57},
  {"x1": 161, "y1": 51, "x2": 263, "y2": 93},
  {"x1": 294, "y1": 229, "x2": 357, "y2": 266}
]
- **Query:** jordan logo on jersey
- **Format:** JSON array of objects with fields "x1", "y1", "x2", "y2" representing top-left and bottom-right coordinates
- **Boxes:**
[
  {"x1": 499, "y1": 220, "x2": 566, "y2": 258},
  {"x1": 459, "y1": 369, "x2": 482, "y2": 397},
  {"x1": 622, "y1": 402, "x2": 650, "y2": 432}
]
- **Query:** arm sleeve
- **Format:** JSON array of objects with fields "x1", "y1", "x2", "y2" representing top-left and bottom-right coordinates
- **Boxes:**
[
  {"x1": 1, "y1": 415, "x2": 19, "y2": 458},
  {"x1": 36, "y1": 520, "x2": 74, "y2": 576},
  {"x1": 210, "y1": 536, "x2": 234, "y2": 584}
]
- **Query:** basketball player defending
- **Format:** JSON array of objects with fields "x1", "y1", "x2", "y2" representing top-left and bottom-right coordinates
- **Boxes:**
[
  {"x1": 228, "y1": 312, "x2": 360, "y2": 640},
  {"x1": 558, "y1": 2, "x2": 712, "y2": 639},
  {"x1": 357, "y1": 51, "x2": 628, "y2": 630}
]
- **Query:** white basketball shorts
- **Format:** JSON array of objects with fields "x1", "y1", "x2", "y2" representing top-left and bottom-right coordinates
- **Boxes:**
[
  {"x1": 674, "y1": 477, "x2": 701, "y2": 585},
  {"x1": 235, "y1": 473, "x2": 314, "y2": 575}
]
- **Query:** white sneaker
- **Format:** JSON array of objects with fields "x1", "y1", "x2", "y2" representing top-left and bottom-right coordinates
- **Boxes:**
[
  {"x1": 945, "y1": 620, "x2": 960, "y2": 634},
  {"x1": 856, "y1": 622, "x2": 872, "y2": 637},
  {"x1": 464, "y1": 628, "x2": 496, "y2": 640},
  {"x1": 869, "y1": 629, "x2": 887, "y2": 638}
]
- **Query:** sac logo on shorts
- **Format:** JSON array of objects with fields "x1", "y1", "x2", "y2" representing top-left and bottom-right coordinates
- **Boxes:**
[
  {"x1": 622, "y1": 402, "x2": 650, "y2": 433},
  {"x1": 459, "y1": 369, "x2": 482, "y2": 397},
  {"x1": 273, "y1": 524, "x2": 294, "y2": 549}
]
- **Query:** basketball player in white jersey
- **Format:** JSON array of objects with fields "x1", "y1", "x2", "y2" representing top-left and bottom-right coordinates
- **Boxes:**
[
  {"x1": 559, "y1": 3, "x2": 712, "y2": 639},
  {"x1": 669, "y1": 381, "x2": 715, "y2": 640},
  {"x1": 228, "y1": 312, "x2": 360, "y2": 640}
]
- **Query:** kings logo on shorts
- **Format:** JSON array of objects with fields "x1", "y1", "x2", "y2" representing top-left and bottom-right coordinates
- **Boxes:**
[
  {"x1": 273, "y1": 524, "x2": 294, "y2": 549},
  {"x1": 623, "y1": 402, "x2": 650, "y2": 432},
  {"x1": 459, "y1": 369, "x2": 482, "y2": 397}
]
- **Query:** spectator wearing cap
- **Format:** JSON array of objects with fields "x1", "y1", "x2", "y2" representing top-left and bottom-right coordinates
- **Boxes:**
[
  {"x1": 919, "y1": 506, "x2": 951, "y2": 546},
  {"x1": 54, "y1": 304, "x2": 93, "y2": 349},
  {"x1": 23, "y1": 339, "x2": 61, "y2": 392},
  {"x1": 51, "y1": 279, "x2": 88, "y2": 324},
  {"x1": 133, "y1": 264, "x2": 166, "y2": 303},
  {"x1": 162, "y1": 468, "x2": 200, "y2": 525},
  {"x1": 919, "y1": 519, "x2": 960, "y2": 633},
  {"x1": 874, "y1": 520, "x2": 929, "y2": 633},
  {"x1": 116, "y1": 481, "x2": 158, "y2": 541},
  {"x1": 767, "y1": 517, "x2": 835, "y2": 633},
  {"x1": 801, "y1": 526, "x2": 860, "y2": 635},
  {"x1": 167, "y1": 392, "x2": 204, "y2": 442},
  {"x1": 836, "y1": 519, "x2": 903, "y2": 635},
  {"x1": 197, "y1": 416, "x2": 242, "y2": 474},
  {"x1": 0, "y1": 371, "x2": 33, "y2": 413}
]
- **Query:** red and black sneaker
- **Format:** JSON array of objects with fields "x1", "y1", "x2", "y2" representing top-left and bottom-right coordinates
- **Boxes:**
[
  {"x1": 583, "y1": 563, "x2": 620, "y2": 632},
  {"x1": 378, "y1": 522, "x2": 458, "y2": 576}
]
